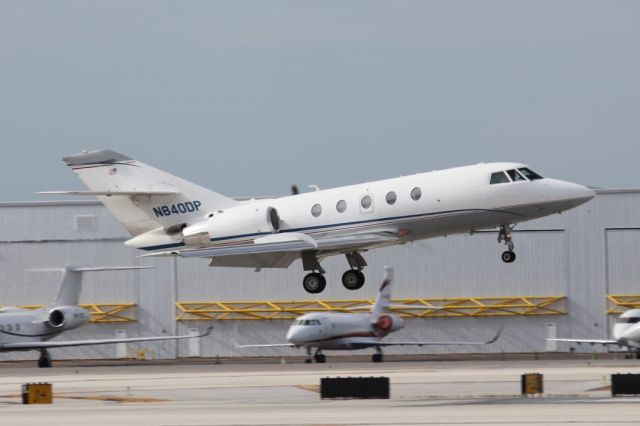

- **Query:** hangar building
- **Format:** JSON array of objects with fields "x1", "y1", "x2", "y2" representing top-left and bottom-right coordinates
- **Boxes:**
[{"x1": 0, "y1": 189, "x2": 639, "y2": 361}]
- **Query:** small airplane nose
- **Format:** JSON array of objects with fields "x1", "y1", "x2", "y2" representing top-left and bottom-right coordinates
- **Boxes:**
[
  {"x1": 286, "y1": 327, "x2": 300, "y2": 344},
  {"x1": 547, "y1": 179, "x2": 596, "y2": 208}
]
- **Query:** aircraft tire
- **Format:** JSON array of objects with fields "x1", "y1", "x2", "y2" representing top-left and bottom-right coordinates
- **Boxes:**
[
  {"x1": 501, "y1": 250, "x2": 516, "y2": 263},
  {"x1": 315, "y1": 354, "x2": 326, "y2": 363},
  {"x1": 372, "y1": 353, "x2": 383, "y2": 363},
  {"x1": 303, "y1": 273, "x2": 326, "y2": 294},
  {"x1": 342, "y1": 270, "x2": 365, "y2": 290}
]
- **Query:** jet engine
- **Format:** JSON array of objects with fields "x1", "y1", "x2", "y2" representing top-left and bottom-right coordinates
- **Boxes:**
[
  {"x1": 48, "y1": 306, "x2": 89, "y2": 330},
  {"x1": 182, "y1": 204, "x2": 280, "y2": 247},
  {"x1": 372, "y1": 314, "x2": 404, "y2": 336}
]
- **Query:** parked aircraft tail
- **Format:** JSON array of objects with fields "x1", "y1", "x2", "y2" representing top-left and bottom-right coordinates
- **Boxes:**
[
  {"x1": 42, "y1": 150, "x2": 238, "y2": 237},
  {"x1": 50, "y1": 265, "x2": 154, "y2": 307},
  {"x1": 372, "y1": 266, "x2": 393, "y2": 317}
]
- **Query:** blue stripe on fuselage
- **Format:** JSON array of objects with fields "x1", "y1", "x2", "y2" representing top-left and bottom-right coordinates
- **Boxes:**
[{"x1": 139, "y1": 207, "x2": 522, "y2": 252}]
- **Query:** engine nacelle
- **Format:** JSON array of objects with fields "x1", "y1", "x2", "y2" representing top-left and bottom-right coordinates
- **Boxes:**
[
  {"x1": 182, "y1": 204, "x2": 280, "y2": 247},
  {"x1": 373, "y1": 314, "x2": 404, "y2": 337},
  {"x1": 48, "y1": 306, "x2": 90, "y2": 330}
]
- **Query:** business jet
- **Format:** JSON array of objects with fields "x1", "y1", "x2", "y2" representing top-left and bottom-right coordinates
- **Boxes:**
[
  {"x1": 237, "y1": 267, "x2": 502, "y2": 362},
  {"x1": 43, "y1": 149, "x2": 595, "y2": 293},
  {"x1": 547, "y1": 309, "x2": 640, "y2": 358},
  {"x1": 0, "y1": 265, "x2": 210, "y2": 367}
]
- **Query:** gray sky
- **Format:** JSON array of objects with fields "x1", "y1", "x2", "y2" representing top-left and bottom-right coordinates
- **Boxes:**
[{"x1": 1, "y1": 0, "x2": 638, "y2": 201}]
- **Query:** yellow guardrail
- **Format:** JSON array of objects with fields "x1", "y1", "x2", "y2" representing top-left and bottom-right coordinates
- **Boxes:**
[
  {"x1": 6, "y1": 303, "x2": 137, "y2": 323},
  {"x1": 607, "y1": 295, "x2": 640, "y2": 315},
  {"x1": 176, "y1": 296, "x2": 566, "y2": 321}
]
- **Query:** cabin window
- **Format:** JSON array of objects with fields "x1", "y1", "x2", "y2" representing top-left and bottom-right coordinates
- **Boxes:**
[
  {"x1": 410, "y1": 187, "x2": 422, "y2": 201},
  {"x1": 507, "y1": 169, "x2": 526, "y2": 182},
  {"x1": 518, "y1": 167, "x2": 544, "y2": 180},
  {"x1": 490, "y1": 171, "x2": 510, "y2": 184},
  {"x1": 336, "y1": 200, "x2": 347, "y2": 213},
  {"x1": 311, "y1": 204, "x2": 322, "y2": 217},
  {"x1": 385, "y1": 191, "x2": 397, "y2": 205},
  {"x1": 361, "y1": 195, "x2": 372, "y2": 209}
]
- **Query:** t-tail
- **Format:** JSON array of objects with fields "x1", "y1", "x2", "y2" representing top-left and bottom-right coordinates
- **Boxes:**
[
  {"x1": 41, "y1": 150, "x2": 238, "y2": 248},
  {"x1": 371, "y1": 266, "x2": 393, "y2": 317},
  {"x1": 51, "y1": 265, "x2": 154, "y2": 307}
]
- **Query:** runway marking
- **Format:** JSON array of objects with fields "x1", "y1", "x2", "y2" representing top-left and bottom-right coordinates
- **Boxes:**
[{"x1": 296, "y1": 384, "x2": 320, "y2": 393}]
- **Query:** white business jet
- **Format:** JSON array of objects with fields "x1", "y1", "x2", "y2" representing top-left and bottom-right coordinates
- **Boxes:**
[
  {"x1": 238, "y1": 267, "x2": 502, "y2": 362},
  {"x1": 0, "y1": 266, "x2": 209, "y2": 367},
  {"x1": 547, "y1": 309, "x2": 640, "y2": 358},
  {"x1": 43, "y1": 150, "x2": 595, "y2": 293}
]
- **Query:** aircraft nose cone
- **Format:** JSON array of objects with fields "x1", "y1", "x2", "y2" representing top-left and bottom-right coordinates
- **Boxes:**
[
  {"x1": 548, "y1": 180, "x2": 596, "y2": 208},
  {"x1": 286, "y1": 327, "x2": 301, "y2": 344}
]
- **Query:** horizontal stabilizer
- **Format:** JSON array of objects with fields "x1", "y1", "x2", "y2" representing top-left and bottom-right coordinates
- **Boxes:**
[{"x1": 38, "y1": 190, "x2": 178, "y2": 197}]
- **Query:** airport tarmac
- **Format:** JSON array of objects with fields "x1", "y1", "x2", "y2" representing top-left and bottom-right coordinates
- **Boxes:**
[{"x1": 1, "y1": 357, "x2": 640, "y2": 425}]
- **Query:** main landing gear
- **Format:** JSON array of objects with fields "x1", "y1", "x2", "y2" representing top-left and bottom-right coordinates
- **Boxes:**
[
  {"x1": 305, "y1": 348, "x2": 326, "y2": 363},
  {"x1": 372, "y1": 347, "x2": 384, "y2": 363},
  {"x1": 301, "y1": 251, "x2": 367, "y2": 294},
  {"x1": 341, "y1": 252, "x2": 367, "y2": 291},
  {"x1": 38, "y1": 349, "x2": 52, "y2": 368},
  {"x1": 498, "y1": 224, "x2": 516, "y2": 263}
]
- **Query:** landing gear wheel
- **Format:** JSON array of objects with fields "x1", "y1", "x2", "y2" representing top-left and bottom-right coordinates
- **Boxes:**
[
  {"x1": 372, "y1": 353, "x2": 383, "y2": 363},
  {"x1": 38, "y1": 349, "x2": 52, "y2": 368},
  {"x1": 314, "y1": 354, "x2": 326, "y2": 363},
  {"x1": 304, "y1": 358, "x2": 312, "y2": 364},
  {"x1": 501, "y1": 250, "x2": 516, "y2": 263},
  {"x1": 303, "y1": 273, "x2": 326, "y2": 294},
  {"x1": 342, "y1": 270, "x2": 365, "y2": 290}
]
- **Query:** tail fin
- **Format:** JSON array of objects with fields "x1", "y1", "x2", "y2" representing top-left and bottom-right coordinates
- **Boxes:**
[
  {"x1": 371, "y1": 266, "x2": 393, "y2": 317},
  {"x1": 55, "y1": 150, "x2": 238, "y2": 236},
  {"x1": 52, "y1": 265, "x2": 154, "y2": 307}
]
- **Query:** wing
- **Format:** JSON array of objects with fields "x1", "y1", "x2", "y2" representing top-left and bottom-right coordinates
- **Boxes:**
[
  {"x1": 140, "y1": 231, "x2": 400, "y2": 269},
  {"x1": 369, "y1": 327, "x2": 504, "y2": 347},
  {"x1": 0, "y1": 327, "x2": 212, "y2": 350},
  {"x1": 545, "y1": 338, "x2": 618, "y2": 345},
  {"x1": 235, "y1": 343, "x2": 296, "y2": 348}
]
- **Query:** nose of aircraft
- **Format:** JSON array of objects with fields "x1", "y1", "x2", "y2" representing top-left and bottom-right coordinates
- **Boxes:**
[
  {"x1": 286, "y1": 325, "x2": 302, "y2": 344},
  {"x1": 547, "y1": 179, "x2": 596, "y2": 209}
]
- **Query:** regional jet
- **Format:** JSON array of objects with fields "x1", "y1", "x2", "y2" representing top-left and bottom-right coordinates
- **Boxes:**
[
  {"x1": 547, "y1": 309, "x2": 640, "y2": 358},
  {"x1": 0, "y1": 266, "x2": 209, "y2": 367},
  {"x1": 237, "y1": 267, "x2": 502, "y2": 362},
  {"x1": 43, "y1": 150, "x2": 595, "y2": 293}
]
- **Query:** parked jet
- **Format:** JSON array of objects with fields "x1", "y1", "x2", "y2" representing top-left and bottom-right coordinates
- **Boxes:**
[
  {"x1": 44, "y1": 150, "x2": 595, "y2": 293},
  {"x1": 547, "y1": 309, "x2": 640, "y2": 358},
  {"x1": 237, "y1": 267, "x2": 502, "y2": 363},
  {"x1": 0, "y1": 266, "x2": 210, "y2": 367}
]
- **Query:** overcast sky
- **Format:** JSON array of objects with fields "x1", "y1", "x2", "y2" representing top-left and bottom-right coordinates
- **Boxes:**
[{"x1": 1, "y1": 0, "x2": 638, "y2": 201}]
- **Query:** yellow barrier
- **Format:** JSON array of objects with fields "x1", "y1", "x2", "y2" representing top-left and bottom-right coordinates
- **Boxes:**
[
  {"x1": 607, "y1": 295, "x2": 640, "y2": 315},
  {"x1": 5, "y1": 304, "x2": 137, "y2": 323},
  {"x1": 176, "y1": 296, "x2": 566, "y2": 321}
]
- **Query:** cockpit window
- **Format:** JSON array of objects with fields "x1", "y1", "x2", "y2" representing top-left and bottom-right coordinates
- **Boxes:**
[
  {"x1": 490, "y1": 171, "x2": 510, "y2": 184},
  {"x1": 506, "y1": 169, "x2": 526, "y2": 182},
  {"x1": 295, "y1": 319, "x2": 321, "y2": 326},
  {"x1": 518, "y1": 168, "x2": 543, "y2": 180},
  {"x1": 617, "y1": 317, "x2": 640, "y2": 324}
]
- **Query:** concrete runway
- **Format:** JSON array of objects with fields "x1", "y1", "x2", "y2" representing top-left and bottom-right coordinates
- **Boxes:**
[{"x1": 1, "y1": 358, "x2": 640, "y2": 425}]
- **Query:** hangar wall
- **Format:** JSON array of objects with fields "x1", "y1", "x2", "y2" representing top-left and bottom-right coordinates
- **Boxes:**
[{"x1": 0, "y1": 190, "x2": 639, "y2": 361}]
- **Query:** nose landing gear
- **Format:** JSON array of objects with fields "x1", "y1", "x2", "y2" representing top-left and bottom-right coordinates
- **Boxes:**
[{"x1": 498, "y1": 224, "x2": 516, "y2": 263}]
